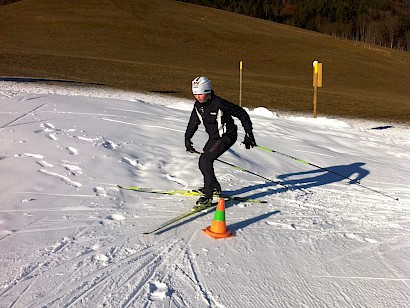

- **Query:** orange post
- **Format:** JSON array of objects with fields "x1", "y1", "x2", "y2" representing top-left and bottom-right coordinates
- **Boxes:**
[{"x1": 203, "y1": 198, "x2": 233, "y2": 239}]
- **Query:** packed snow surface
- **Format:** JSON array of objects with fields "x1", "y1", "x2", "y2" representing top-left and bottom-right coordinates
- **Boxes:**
[{"x1": 0, "y1": 81, "x2": 409, "y2": 307}]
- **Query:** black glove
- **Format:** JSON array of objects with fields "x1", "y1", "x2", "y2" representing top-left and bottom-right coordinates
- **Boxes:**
[
  {"x1": 186, "y1": 139, "x2": 197, "y2": 154},
  {"x1": 186, "y1": 146, "x2": 200, "y2": 154},
  {"x1": 243, "y1": 131, "x2": 256, "y2": 149}
]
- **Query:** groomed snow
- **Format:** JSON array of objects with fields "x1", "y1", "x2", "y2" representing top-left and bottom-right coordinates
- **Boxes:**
[{"x1": 0, "y1": 81, "x2": 409, "y2": 307}]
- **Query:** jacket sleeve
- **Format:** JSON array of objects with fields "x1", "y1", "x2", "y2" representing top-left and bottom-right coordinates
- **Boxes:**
[
  {"x1": 184, "y1": 107, "x2": 201, "y2": 149},
  {"x1": 222, "y1": 99, "x2": 253, "y2": 133}
]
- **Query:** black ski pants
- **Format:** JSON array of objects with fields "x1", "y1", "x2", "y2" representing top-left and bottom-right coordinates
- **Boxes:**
[{"x1": 199, "y1": 134, "x2": 237, "y2": 198}]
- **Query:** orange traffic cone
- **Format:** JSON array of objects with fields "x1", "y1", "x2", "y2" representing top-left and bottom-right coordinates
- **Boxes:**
[{"x1": 203, "y1": 198, "x2": 233, "y2": 239}]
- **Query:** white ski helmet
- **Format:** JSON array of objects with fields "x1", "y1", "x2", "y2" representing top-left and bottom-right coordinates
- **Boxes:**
[{"x1": 192, "y1": 76, "x2": 212, "y2": 95}]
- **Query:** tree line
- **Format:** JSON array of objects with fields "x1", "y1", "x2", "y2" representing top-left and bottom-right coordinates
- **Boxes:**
[{"x1": 177, "y1": 0, "x2": 410, "y2": 51}]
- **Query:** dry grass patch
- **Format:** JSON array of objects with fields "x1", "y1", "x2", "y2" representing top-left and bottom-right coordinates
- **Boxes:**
[{"x1": 0, "y1": 0, "x2": 409, "y2": 123}]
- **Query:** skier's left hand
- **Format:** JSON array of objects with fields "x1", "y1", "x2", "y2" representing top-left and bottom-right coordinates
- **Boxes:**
[
  {"x1": 243, "y1": 131, "x2": 257, "y2": 149},
  {"x1": 186, "y1": 146, "x2": 200, "y2": 154}
]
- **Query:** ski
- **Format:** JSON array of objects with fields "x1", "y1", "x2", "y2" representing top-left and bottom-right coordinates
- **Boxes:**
[
  {"x1": 142, "y1": 202, "x2": 217, "y2": 234},
  {"x1": 117, "y1": 185, "x2": 267, "y2": 203}
]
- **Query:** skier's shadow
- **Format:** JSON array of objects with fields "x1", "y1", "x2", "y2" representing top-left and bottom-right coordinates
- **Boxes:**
[{"x1": 224, "y1": 162, "x2": 370, "y2": 200}]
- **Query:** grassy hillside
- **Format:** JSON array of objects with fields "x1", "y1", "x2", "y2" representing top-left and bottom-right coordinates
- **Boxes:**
[{"x1": 0, "y1": 0, "x2": 409, "y2": 123}]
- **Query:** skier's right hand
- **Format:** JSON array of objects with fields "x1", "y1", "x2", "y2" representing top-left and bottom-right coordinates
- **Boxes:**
[{"x1": 186, "y1": 146, "x2": 200, "y2": 154}]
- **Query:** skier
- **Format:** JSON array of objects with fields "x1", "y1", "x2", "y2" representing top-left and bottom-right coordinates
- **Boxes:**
[{"x1": 185, "y1": 76, "x2": 257, "y2": 209}]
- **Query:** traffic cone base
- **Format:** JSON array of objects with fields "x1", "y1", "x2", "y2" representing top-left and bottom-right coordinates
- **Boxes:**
[
  {"x1": 203, "y1": 226, "x2": 233, "y2": 239},
  {"x1": 202, "y1": 198, "x2": 233, "y2": 239}
]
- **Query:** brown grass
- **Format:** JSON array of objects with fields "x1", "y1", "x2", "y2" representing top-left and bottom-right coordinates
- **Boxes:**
[{"x1": 1, "y1": 0, "x2": 409, "y2": 123}]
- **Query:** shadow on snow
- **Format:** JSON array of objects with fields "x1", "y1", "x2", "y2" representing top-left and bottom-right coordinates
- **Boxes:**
[
  {"x1": 225, "y1": 162, "x2": 369, "y2": 200},
  {"x1": 153, "y1": 162, "x2": 369, "y2": 235}
]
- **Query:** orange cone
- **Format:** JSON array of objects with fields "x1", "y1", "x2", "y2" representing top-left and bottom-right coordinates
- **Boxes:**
[{"x1": 203, "y1": 198, "x2": 233, "y2": 239}]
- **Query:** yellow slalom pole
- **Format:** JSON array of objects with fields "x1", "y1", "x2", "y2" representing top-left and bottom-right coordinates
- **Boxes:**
[
  {"x1": 313, "y1": 61, "x2": 318, "y2": 118},
  {"x1": 312, "y1": 61, "x2": 323, "y2": 118},
  {"x1": 239, "y1": 61, "x2": 243, "y2": 107}
]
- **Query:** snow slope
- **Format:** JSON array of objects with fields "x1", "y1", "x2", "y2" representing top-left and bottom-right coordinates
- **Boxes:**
[{"x1": 0, "y1": 81, "x2": 409, "y2": 307}]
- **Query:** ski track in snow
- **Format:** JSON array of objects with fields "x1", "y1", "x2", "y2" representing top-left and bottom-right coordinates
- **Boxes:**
[
  {"x1": 38, "y1": 169, "x2": 82, "y2": 187},
  {"x1": 0, "y1": 84, "x2": 409, "y2": 307}
]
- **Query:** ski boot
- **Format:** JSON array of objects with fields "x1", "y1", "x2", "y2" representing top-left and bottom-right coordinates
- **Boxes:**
[
  {"x1": 196, "y1": 187, "x2": 221, "y2": 197},
  {"x1": 192, "y1": 196, "x2": 212, "y2": 212}
]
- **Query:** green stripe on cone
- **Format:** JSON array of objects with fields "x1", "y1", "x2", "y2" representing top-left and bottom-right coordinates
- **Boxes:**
[{"x1": 213, "y1": 210, "x2": 225, "y2": 222}]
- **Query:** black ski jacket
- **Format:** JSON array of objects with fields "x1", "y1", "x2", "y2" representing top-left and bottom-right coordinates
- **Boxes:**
[{"x1": 185, "y1": 92, "x2": 253, "y2": 149}]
